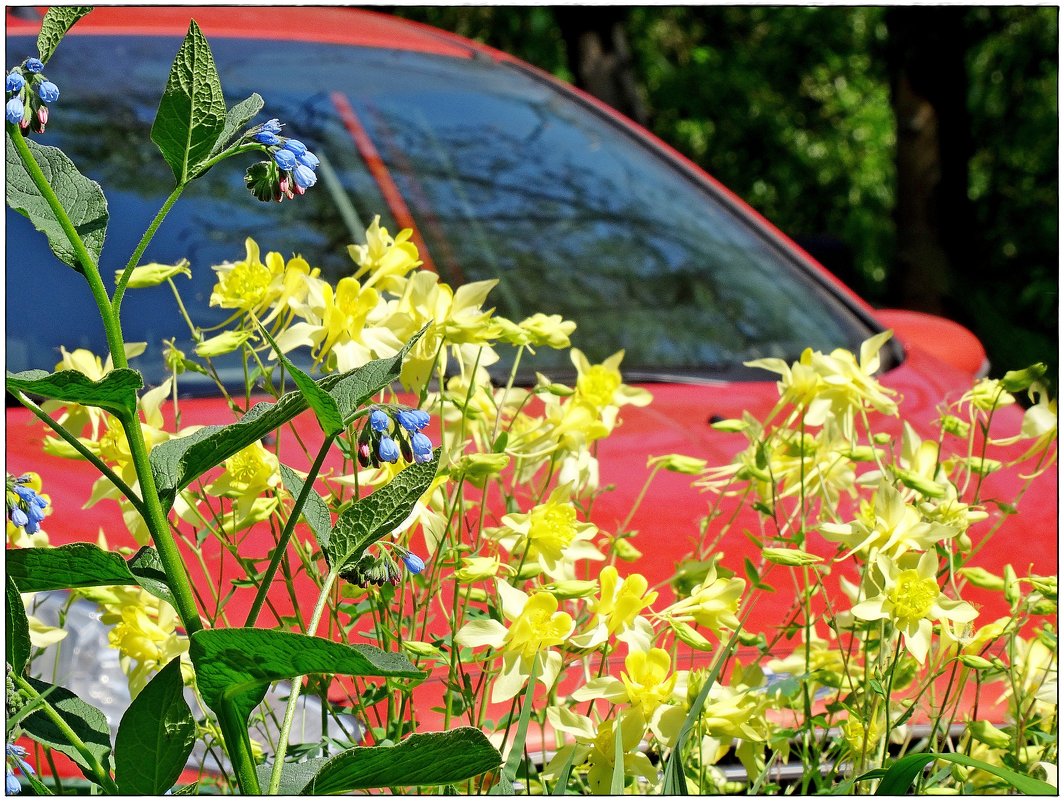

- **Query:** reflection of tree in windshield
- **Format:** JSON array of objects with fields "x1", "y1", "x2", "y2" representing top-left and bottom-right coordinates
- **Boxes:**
[{"x1": 361, "y1": 97, "x2": 857, "y2": 373}]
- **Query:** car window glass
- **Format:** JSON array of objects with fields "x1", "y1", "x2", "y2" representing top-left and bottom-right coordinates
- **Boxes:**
[{"x1": 6, "y1": 33, "x2": 873, "y2": 389}]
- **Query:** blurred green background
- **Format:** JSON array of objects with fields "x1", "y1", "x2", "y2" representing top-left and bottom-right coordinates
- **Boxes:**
[{"x1": 389, "y1": 6, "x2": 1058, "y2": 385}]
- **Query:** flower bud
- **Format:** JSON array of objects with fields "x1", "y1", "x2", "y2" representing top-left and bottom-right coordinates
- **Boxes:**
[
  {"x1": 1002, "y1": 563, "x2": 1020, "y2": 605},
  {"x1": 763, "y1": 547, "x2": 823, "y2": 567},
  {"x1": 709, "y1": 417, "x2": 749, "y2": 432},
  {"x1": 463, "y1": 587, "x2": 489, "y2": 603},
  {"x1": 260, "y1": 118, "x2": 282, "y2": 134},
  {"x1": 940, "y1": 414, "x2": 970, "y2": 437},
  {"x1": 401, "y1": 552, "x2": 426, "y2": 574},
  {"x1": 253, "y1": 130, "x2": 281, "y2": 146},
  {"x1": 282, "y1": 138, "x2": 307, "y2": 157},
  {"x1": 410, "y1": 432, "x2": 433, "y2": 464},
  {"x1": 612, "y1": 537, "x2": 642, "y2": 562},
  {"x1": 194, "y1": 330, "x2": 253, "y2": 357},
  {"x1": 544, "y1": 580, "x2": 597, "y2": 600},
  {"x1": 37, "y1": 81, "x2": 59, "y2": 103},
  {"x1": 6, "y1": 71, "x2": 24, "y2": 93},
  {"x1": 356, "y1": 442, "x2": 373, "y2": 468},
  {"x1": 647, "y1": 453, "x2": 707, "y2": 475},
  {"x1": 117, "y1": 259, "x2": 191, "y2": 289},
  {"x1": 958, "y1": 566, "x2": 1004, "y2": 591},
  {"x1": 5, "y1": 96, "x2": 23, "y2": 124},
  {"x1": 397, "y1": 409, "x2": 431, "y2": 432},
  {"x1": 968, "y1": 720, "x2": 1011, "y2": 750},
  {"x1": 400, "y1": 640, "x2": 444, "y2": 659},
  {"x1": 378, "y1": 435, "x2": 400, "y2": 463},
  {"x1": 297, "y1": 150, "x2": 320, "y2": 170},
  {"x1": 272, "y1": 148, "x2": 297, "y2": 171},
  {"x1": 24, "y1": 58, "x2": 43, "y2": 74},
  {"x1": 1001, "y1": 362, "x2": 1048, "y2": 393},
  {"x1": 292, "y1": 164, "x2": 316, "y2": 190},
  {"x1": 670, "y1": 619, "x2": 714, "y2": 651},
  {"x1": 369, "y1": 409, "x2": 391, "y2": 433},
  {"x1": 1028, "y1": 575, "x2": 1057, "y2": 601},
  {"x1": 959, "y1": 654, "x2": 994, "y2": 670}
]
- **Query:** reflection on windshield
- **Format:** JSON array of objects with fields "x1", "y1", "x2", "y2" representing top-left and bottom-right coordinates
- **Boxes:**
[{"x1": 6, "y1": 34, "x2": 871, "y2": 390}]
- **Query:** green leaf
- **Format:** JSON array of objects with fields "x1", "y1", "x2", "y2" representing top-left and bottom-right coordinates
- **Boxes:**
[
  {"x1": 302, "y1": 728, "x2": 502, "y2": 794},
  {"x1": 36, "y1": 6, "x2": 93, "y2": 64},
  {"x1": 150, "y1": 20, "x2": 226, "y2": 183},
  {"x1": 150, "y1": 328, "x2": 425, "y2": 512},
  {"x1": 6, "y1": 576, "x2": 30, "y2": 675},
  {"x1": 255, "y1": 759, "x2": 328, "y2": 796},
  {"x1": 549, "y1": 746, "x2": 578, "y2": 795},
  {"x1": 610, "y1": 720, "x2": 625, "y2": 794},
  {"x1": 206, "y1": 93, "x2": 264, "y2": 161},
  {"x1": 328, "y1": 452, "x2": 439, "y2": 570},
  {"x1": 6, "y1": 543, "x2": 176, "y2": 608},
  {"x1": 279, "y1": 464, "x2": 333, "y2": 551},
  {"x1": 489, "y1": 654, "x2": 537, "y2": 795},
  {"x1": 257, "y1": 320, "x2": 344, "y2": 435},
  {"x1": 22, "y1": 677, "x2": 113, "y2": 784},
  {"x1": 6, "y1": 368, "x2": 141, "y2": 418},
  {"x1": 856, "y1": 751, "x2": 1056, "y2": 795},
  {"x1": 115, "y1": 659, "x2": 195, "y2": 795},
  {"x1": 189, "y1": 628, "x2": 421, "y2": 729},
  {"x1": 5, "y1": 135, "x2": 109, "y2": 272}
]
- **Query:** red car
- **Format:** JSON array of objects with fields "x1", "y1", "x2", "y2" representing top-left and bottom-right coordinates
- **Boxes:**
[{"x1": 6, "y1": 4, "x2": 1055, "y2": 782}]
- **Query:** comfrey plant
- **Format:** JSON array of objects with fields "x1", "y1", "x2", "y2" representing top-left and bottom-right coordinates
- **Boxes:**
[{"x1": 5, "y1": 9, "x2": 500, "y2": 795}]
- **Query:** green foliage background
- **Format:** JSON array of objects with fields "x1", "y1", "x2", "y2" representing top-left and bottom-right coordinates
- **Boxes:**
[{"x1": 392, "y1": 6, "x2": 1057, "y2": 380}]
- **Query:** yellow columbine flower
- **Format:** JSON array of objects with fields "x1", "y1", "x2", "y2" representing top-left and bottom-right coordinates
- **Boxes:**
[
  {"x1": 570, "y1": 349, "x2": 652, "y2": 421},
  {"x1": 205, "y1": 441, "x2": 281, "y2": 525},
  {"x1": 962, "y1": 377, "x2": 1016, "y2": 413},
  {"x1": 820, "y1": 480, "x2": 956, "y2": 560},
  {"x1": 494, "y1": 485, "x2": 603, "y2": 581},
  {"x1": 660, "y1": 559, "x2": 745, "y2": 637},
  {"x1": 454, "y1": 580, "x2": 573, "y2": 703},
  {"x1": 493, "y1": 313, "x2": 577, "y2": 350},
  {"x1": 543, "y1": 707, "x2": 658, "y2": 795},
  {"x1": 843, "y1": 714, "x2": 883, "y2": 756},
  {"x1": 571, "y1": 566, "x2": 658, "y2": 649},
  {"x1": 348, "y1": 215, "x2": 422, "y2": 293},
  {"x1": 210, "y1": 238, "x2": 278, "y2": 313},
  {"x1": 453, "y1": 555, "x2": 514, "y2": 584},
  {"x1": 852, "y1": 551, "x2": 978, "y2": 664}
]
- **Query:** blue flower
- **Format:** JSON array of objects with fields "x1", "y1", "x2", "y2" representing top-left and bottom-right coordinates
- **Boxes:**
[
  {"x1": 254, "y1": 130, "x2": 281, "y2": 146},
  {"x1": 5, "y1": 770, "x2": 19, "y2": 795},
  {"x1": 292, "y1": 164, "x2": 316, "y2": 190},
  {"x1": 6, "y1": 96, "x2": 23, "y2": 124},
  {"x1": 272, "y1": 148, "x2": 297, "y2": 171},
  {"x1": 282, "y1": 138, "x2": 307, "y2": 157},
  {"x1": 401, "y1": 552, "x2": 426, "y2": 574},
  {"x1": 396, "y1": 409, "x2": 431, "y2": 432},
  {"x1": 297, "y1": 150, "x2": 319, "y2": 170},
  {"x1": 378, "y1": 435, "x2": 400, "y2": 463},
  {"x1": 36, "y1": 81, "x2": 58, "y2": 103},
  {"x1": 410, "y1": 432, "x2": 433, "y2": 464},
  {"x1": 9, "y1": 506, "x2": 28, "y2": 528},
  {"x1": 369, "y1": 409, "x2": 391, "y2": 433},
  {"x1": 24, "y1": 58, "x2": 43, "y2": 74},
  {"x1": 6, "y1": 71, "x2": 24, "y2": 93},
  {"x1": 260, "y1": 118, "x2": 283, "y2": 134}
]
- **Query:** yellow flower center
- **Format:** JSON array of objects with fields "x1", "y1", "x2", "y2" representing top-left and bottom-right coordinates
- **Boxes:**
[
  {"x1": 528, "y1": 502, "x2": 577, "y2": 559},
  {"x1": 889, "y1": 569, "x2": 938, "y2": 623},
  {"x1": 504, "y1": 592, "x2": 572, "y2": 660},
  {"x1": 577, "y1": 365, "x2": 620, "y2": 409},
  {"x1": 222, "y1": 260, "x2": 272, "y2": 308},
  {"x1": 621, "y1": 648, "x2": 677, "y2": 717}
]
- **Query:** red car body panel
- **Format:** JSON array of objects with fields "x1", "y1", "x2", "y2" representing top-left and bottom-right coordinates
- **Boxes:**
[{"x1": 5, "y1": 3, "x2": 1056, "y2": 772}]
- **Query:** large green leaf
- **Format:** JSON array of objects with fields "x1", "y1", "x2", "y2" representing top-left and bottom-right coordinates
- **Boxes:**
[
  {"x1": 206, "y1": 93, "x2": 264, "y2": 162},
  {"x1": 150, "y1": 20, "x2": 226, "y2": 183},
  {"x1": 301, "y1": 728, "x2": 502, "y2": 794},
  {"x1": 150, "y1": 329, "x2": 425, "y2": 512},
  {"x1": 22, "y1": 677, "x2": 113, "y2": 784},
  {"x1": 5, "y1": 134, "x2": 109, "y2": 272},
  {"x1": 6, "y1": 543, "x2": 176, "y2": 608},
  {"x1": 258, "y1": 320, "x2": 344, "y2": 435},
  {"x1": 189, "y1": 628, "x2": 421, "y2": 728},
  {"x1": 6, "y1": 368, "x2": 141, "y2": 417},
  {"x1": 857, "y1": 751, "x2": 1056, "y2": 795},
  {"x1": 36, "y1": 6, "x2": 93, "y2": 64},
  {"x1": 6, "y1": 576, "x2": 30, "y2": 675},
  {"x1": 115, "y1": 658, "x2": 195, "y2": 795},
  {"x1": 327, "y1": 451, "x2": 439, "y2": 571},
  {"x1": 279, "y1": 464, "x2": 333, "y2": 551}
]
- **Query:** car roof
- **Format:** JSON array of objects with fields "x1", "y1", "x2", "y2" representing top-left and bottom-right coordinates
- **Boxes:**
[{"x1": 5, "y1": 6, "x2": 499, "y2": 61}]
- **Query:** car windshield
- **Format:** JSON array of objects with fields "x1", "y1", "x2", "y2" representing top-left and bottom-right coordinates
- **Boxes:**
[{"x1": 6, "y1": 32, "x2": 878, "y2": 391}]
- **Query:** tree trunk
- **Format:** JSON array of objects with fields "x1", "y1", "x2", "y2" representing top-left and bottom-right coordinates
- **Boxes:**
[
  {"x1": 886, "y1": 7, "x2": 974, "y2": 315},
  {"x1": 553, "y1": 7, "x2": 649, "y2": 126}
]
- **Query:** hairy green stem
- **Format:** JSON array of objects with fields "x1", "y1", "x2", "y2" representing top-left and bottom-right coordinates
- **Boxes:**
[{"x1": 112, "y1": 183, "x2": 185, "y2": 317}]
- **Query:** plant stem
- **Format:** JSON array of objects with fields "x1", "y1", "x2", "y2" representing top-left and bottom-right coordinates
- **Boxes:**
[
  {"x1": 268, "y1": 569, "x2": 339, "y2": 794},
  {"x1": 112, "y1": 183, "x2": 184, "y2": 317},
  {"x1": 244, "y1": 432, "x2": 337, "y2": 628},
  {"x1": 13, "y1": 674, "x2": 120, "y2": 794}
]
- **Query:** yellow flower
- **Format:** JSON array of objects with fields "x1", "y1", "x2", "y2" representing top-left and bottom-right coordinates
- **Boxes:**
[
  {"x1": 204, "y1": 441, "x2": 281, "y2": 526},
  {"x1": 493, "y1": 485, "x2": 603, "y2": 580},
  {"x1": 852, "y1": 551, "x2": 978, "y2": 663},
  {"x1": 843, "y1": 714, "x2": 883, "y2": 756},
  {"x1": 962, "y1": 377, "x2": 1016, "y2": 413},
  {"x1": 454, "y1": 580, "x2": 573, "y2": 703},
  {"x1": 210, "y1": 238, "x2": 277, "y2": 312},
  {"x1": 570, "y1": 349, "x2": 652, "y2": 421},
  {"x1": 348, "y1": 215, "x2": 422, "y2": 293},
  {"x1": 453, "y1": 555, "x2": 514, "y2": 584},
  {"x1": 571, "y1": 566, "x2": 658, "y2": 649},
  {"x1": 543, "y1": 707, "x2": 658, "y2": 794},
  {"x1": 494, "y1": 313, "x2": 577, "y2": 350},
  {"x1": 820, "y1": 480, "x2": 956, "y2": 560},
  {"x1": 660, "y1": 559, "x2": 745, "y2": 637}
]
